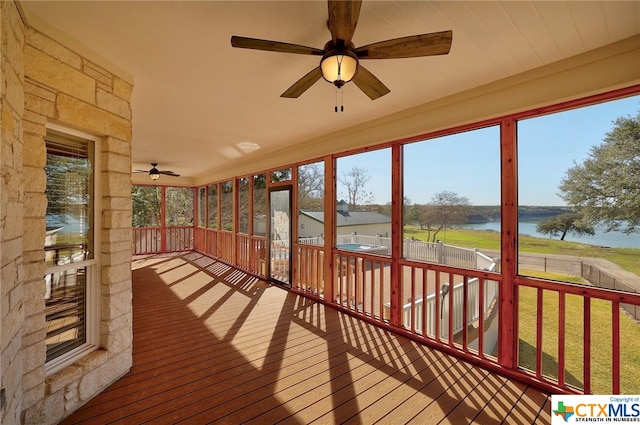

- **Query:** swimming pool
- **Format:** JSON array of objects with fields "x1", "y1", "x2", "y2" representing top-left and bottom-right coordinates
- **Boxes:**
[{"x1": 336, "y1": 243, "x2": 388, "y2": 255}]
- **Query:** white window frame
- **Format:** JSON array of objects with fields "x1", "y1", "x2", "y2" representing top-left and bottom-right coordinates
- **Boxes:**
[{"x1": 44, "y1": 124, "x2": 101, "y2": 376}]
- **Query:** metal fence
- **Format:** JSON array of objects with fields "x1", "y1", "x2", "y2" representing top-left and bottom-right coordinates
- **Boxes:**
[{"x1": 581, "y1": 263, "x2": 640, "y2": 321}]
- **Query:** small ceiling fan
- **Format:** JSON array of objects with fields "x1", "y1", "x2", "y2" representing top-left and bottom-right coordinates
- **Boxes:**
[
  {"x1": 231, "y1": 0, "x2": 452, "y2": 101},
  {"x1": 133, "y1": 163, "x2": 180, "y2": 181}
]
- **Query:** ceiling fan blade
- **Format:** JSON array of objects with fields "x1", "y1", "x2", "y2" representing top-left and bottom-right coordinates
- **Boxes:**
[
  {"x1": 133, "y1": 170, "x2": 148, "y2": 173},
  {"x1": 327, "y1": 0, "x2": 362, "y2": 45},
  {"x1": 281, "y1": 67, "x2": 323, "y2": 98},
  {"x1": 355, "y1": 30, "x2": 452, "y2": 59},
  {"x1": 231, "y1": 36, "x2": 323, "y2": 56},
  {"x1": 159, "y1": 171, "x2": 180, "y2": 177},
  {"x1": 352, "y1": 65, "x2": 390, "y2": 100}
]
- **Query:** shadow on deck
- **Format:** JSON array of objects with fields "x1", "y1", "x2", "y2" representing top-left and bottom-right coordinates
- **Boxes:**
[{"x1": 61, "y1": 252, "x2": 551, "y2": 424}]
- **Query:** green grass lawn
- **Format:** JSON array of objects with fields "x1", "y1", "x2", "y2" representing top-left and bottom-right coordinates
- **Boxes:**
[
  {"x1": 404, "y1": 225, "x2": 640, "y2": 393},
  {"x1": 518, "y1": 278, "x2": 640, "y2": 394},
  {"x1": 403, "y1": 225, "x2": 640, "y2": 276}
]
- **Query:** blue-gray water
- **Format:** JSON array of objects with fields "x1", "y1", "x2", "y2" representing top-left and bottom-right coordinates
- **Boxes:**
[{"x1": 461, "y1": 221, "x2": 639, "y2": 249}]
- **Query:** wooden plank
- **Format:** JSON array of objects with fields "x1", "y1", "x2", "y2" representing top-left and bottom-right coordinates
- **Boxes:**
[{"x1": 61, "y1": 253, "x2": 550, "y2": 425}]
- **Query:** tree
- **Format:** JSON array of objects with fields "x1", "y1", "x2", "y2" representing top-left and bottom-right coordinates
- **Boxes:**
[
  {"x1": 297, "y1": 163, "x2": 324, "y2": 211},
  {"x1": 559, "y1": 112, "x2": 640, "y2": 233},
  {"x1": 338, "y1": 166, "x2": 374, "y2": 209},
  {"x1": 132, "y1": 185, "x2": 161, "y2": 227},
  {"x1": 425, "y1": 191, "x2": 472, "y2": 242},
  {"x1": 536, "y1": 212, "x2": 595, "y2": 241}
]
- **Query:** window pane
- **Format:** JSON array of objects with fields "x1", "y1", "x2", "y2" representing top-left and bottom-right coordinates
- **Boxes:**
[
  {"x1": 221, "y1": 180, "x2": 233, "y2": 231},
  {"x1": 45, "y1": 135, "x2": 93, "y2": 266},
  {"x1": 165, "y1": 187, "x2": 193, "y2": 226},
  {"x1": 45, "y1": 131, "x2": 93, "y2": 362},
  {"x1": 517, "y1": 95, "x2": 640, "y2": 285},
  {"x1": 298, "y1": 162, "x2": 325, "y2": 244},
  {"x1": 253, "y1": 174, "x2": 266, "y2": 236},
  {"x1": 208, "y1": 184, "x2": 218, "y2": 228},
  {"x1": 198, "y1": 187, "x2": 206, "y2": 227},
  {"x1": 271, "y1": 168, "x2": 291, "y2": 183},
  {"x1": 238, "y1": 177, "x2": 249, "y2": 233},
  {"x1": 402, "y1": 126, "x2": 500, "y2": 271},
  {"x1": 132, "y1": 186, "x2": 161, "y2": 227},
  {"x1": 336, "y1": 149, "x2": 391, "y2": 256}
]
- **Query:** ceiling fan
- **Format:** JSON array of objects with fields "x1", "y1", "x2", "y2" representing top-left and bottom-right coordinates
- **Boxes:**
[
  {"x1": 133, "y1": 163, "x2": 180, "y2": 181},
  {"x1": 231, "y1": 0, "x2": 452, "y2": 101}
]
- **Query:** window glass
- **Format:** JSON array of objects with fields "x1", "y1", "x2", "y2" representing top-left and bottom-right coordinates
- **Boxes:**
[
  {"x1": 298, "y1": 162, "x2": 325, "y2": 244},
  {"x1": 336, "y1": 148, "x2": 391, "y2": 256},
  {"x1": 517, "y1": 96, "x2": 640, "y2": 284},
  {"x1": 207, "y1": 184, "x2": 217, "y2": 228},
  {"x1": 403, "y1": 126, "x2": 500, "y2": 271},
  {"x1": 44, "y1": 131, "x2": 94, "y2": 361},
  {"x1": 253, "y1": 174, "x2": 267, "y2": 236},
  {"x1": 238, "y1": 177, "x2": 250, "y2": 233},
  {"x1": 198, "y1": 187, "x2": 206, "y2": 227},
  {"x1": 132, "y1": 186, "x2": 161, "y2": 227},
  {"x1": 165, "y1": 187, "x2": 193, "y2": 226},
  {"x1": 271, "y1": 168, "x2": 291, "y2": 183},
  {"x1": 221, "y1": 180, "x2": 233, "y2": 231}
]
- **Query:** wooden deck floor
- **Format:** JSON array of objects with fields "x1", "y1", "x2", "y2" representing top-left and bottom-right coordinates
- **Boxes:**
[{"x1": 61, "y1": 252, "x2": 551, "y2": 425}]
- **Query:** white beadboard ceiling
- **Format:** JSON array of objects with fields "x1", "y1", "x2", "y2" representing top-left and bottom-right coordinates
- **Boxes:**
[{"x1": 21, "y1": 1, "x2": 640, "y2": 182}]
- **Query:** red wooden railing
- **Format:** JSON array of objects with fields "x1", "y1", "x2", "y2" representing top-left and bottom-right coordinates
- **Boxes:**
[
  {"x1": 515, "y1": 276, "x2": 640, "y2": 394},
  {"x1": 132, "y1": 226, "x2": 193, "y2": 254},
  {"x1": 295, "y1": 243, "x2": 325, "y2": 296},
  {"x1": 148, "y1": 225, "x2": 640, "y2": 395}
]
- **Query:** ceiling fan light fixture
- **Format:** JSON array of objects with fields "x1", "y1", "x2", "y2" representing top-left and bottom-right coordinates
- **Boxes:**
[
  {"x1": 149, "y1": 167, "x2": 160, "y2": 180},
  {"x1": 320, "y1": 51, "x2": 358, "y2": 88}
]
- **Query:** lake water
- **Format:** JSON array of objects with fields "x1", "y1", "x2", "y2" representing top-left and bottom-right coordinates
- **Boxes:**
[{"x1": 462, "y1": 221, "x2": 640, "y2": 249}]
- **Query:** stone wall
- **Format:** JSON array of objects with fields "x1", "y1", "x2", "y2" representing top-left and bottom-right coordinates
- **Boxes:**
[
  {"x1": 1, "y1": 1, "x2": 26, "y2": 424},
  {"x1": 1, "y1": 1, "x2": 134, "y2": 423}
]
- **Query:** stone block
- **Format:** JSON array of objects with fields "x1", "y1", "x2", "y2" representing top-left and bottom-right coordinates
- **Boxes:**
[
  {"x1": 23, "y1": 133, "x2": 47, "y2": 167},
  {"x1": 57, "y1": 94, "x2": 131, "y2": 141},
  {"x1": 102, "y1": 137, "x2": 131, "y2": 156},
  {"x1": 25, "y1": 46, "x2": 95, "y2": 104},
  {"x1": 101, "y1": 196, "x2": 132, "y2": 211},
  {"x1": 101, "y1": 249, "x2": 133, "y2": 267},
  {"x1": 27, "y1": 28, "x2": 82, "y2": 70},
  {"x1": 102, "y1": 209, "x2": 132, "y2": 229},
  {"x1": 101, "y1": 228, "x2": 131, "y2": 244},
  {"x1": 25, "y1": 80, "x2": 57, "y2": 102},
  {"x1": 97, "y1": 87, "x2": 131, "y2": 119},
  {"x1": 22, "y1": 114, "x2": 48, "y2": 137},
  {"x1": 3, "y1": 61, "x2": 25, "y2": 114},
  {"x1": 101, "y1": 290, "x2": 132, "y2": 321},
  {"x1": 23, "y1": 165, "x2": 46, "y2": 192},
  {"x1": 100, "y1": 310, "x2": 132, "y2": 334},
  {"x1": 23, "y1": 313, "x2": 46, "y2": 340},
  {"x1": 101, "y1": 151, "x2": 132, "y2": 174},
  {"x1": 101, "y1": 171, "x2": 132, "y2": 197},
  {"x1": 24, "y1": 192, "x2": 47, "y2": 218},
  {"x1": 23, "y1": 342, "x2": 46, "y2": 373},
  {"x1": 22, "y1": 367, "x2": 46, "y2": 395},
  {"x1": 101, "y1": 263, "x2": 131, "y2": 284},
  {"x1": 83, "y1": 61, "x2": 112, "y2": 87},
  {"x1": 21, "y1": 328, "x2": 46, "y2": 349},
  {"x1": 2, "y1": 201, "x2": 24, "y2": 239},
  {"x1": 48, "y1": 364, "x2": 83, "y2": 394},
  {"x1": 22, "y1": 262, "x2": 45, "y2": 284},
  {"x1": 26, "y1": 91, "x2": 56, "y2": 118},
  {"x1": 113, "y1": 77, "x2": 133, "y2": 101}
]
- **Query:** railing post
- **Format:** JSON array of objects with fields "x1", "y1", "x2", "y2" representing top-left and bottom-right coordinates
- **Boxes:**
[
  {"x1": 389, "y1": 145, "x2": 403, "y2": 327},
  {"x1": 498, "y1": 118, "x2": 518, "y2": 370},
  {"x1": 437, "y1": 240, "x2": 444, "y2": 264}
]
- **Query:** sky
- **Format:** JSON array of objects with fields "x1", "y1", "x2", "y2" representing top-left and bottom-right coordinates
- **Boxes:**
[{"x1": 336, "y1": 94, "x2": 640, "y2": 206}]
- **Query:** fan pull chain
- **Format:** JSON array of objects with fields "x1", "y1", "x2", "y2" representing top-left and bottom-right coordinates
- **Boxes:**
[{"x1": 334, "y1": 87, "x2": 345, "y2": 113}]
